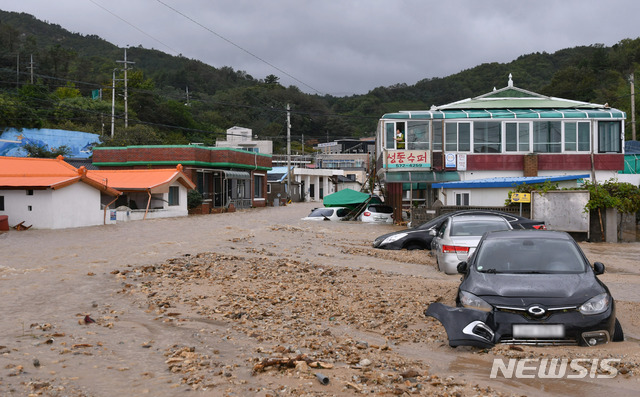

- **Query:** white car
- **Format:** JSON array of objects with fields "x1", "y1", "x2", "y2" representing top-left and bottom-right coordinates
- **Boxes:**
[
  {"x1": 358, "y1": 204, "x2": 394, "y2": 224},
  {"x1": 430, "y1": 215, "x2": 512, "y2": 274},
  {"x1": 301, "y1": 207, "x2": 350, "y2": 221}
]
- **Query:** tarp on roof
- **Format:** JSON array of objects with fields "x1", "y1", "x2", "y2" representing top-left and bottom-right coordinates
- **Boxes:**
[
  {"x1": 323, "y1": 188, "x2": 381, "y2": 207},
  {"x1": 0, "y1": 128, "x2": 100, "y2": 158}
]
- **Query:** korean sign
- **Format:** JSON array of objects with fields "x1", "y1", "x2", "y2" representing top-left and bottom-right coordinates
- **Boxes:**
[{"x1": 385, "y1": 150, "x2": 431, "y2": 169}]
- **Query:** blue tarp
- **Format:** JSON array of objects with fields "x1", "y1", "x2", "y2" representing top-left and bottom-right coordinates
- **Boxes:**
[{"x1": 0, "y1": 128, "x2": 101, "y2": 158}]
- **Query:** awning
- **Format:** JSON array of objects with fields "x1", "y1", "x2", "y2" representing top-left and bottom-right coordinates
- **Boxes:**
[
  {"x1": 222, "y1": 170, "x2": 251, "y2": 179},
  {"x1": 432, "y1": 174, "x2": 590, "y2": 189},
  {"x1": 383, "y1": 171, "x2": 460, "y2": 184}
]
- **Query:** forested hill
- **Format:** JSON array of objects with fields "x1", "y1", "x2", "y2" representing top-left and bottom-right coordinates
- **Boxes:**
[{"x1": 1, "y1": 9, "x2": 639, "y2": 153}]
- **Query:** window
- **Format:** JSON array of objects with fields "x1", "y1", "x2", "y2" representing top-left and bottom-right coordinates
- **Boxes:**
[
  {"x1": 407, "y1": 121, "x2": 430, "y2": 150},
  {"x1": 455, "y1": 192, "x2": 470, "y2": 206},
  {"x1": 473, "y1": 122, "x2": 501, "y2": 153},
  {"x1": 0, "y1": 196, "x2": 3, "y2": 211},
  {"x1": 445, "y1": 122, "x2": 471, "y2": 152},
  {"x1": 168, "y1": 186, "x2": 179, "y2": 206},
  {"x1": 27, "y1": 190, "x2": 34, "y2": 196},
  {"x1": 505, "y1": 122, "x2": 530, "y2": 152},
  {"x1": 254, "y1": 175, "x2": 263, "y2": 198},
  {"x1": 564, "y1": 122, "x2": 590, "y2": 152},
  {"x1": 433, "y1": 121, "x2": 443, "y2": 151},
  {"x1": 598, "y1": 121, "x2": 622, "y2": 153},
  {"x1": 533, "y1": 121, "x2": 562, "y2": 153},
  {"x1": 386, "y1": 122, "x2": 406, "y2": 149},
  {"x1": 267, "y1": 183, "x2": 272, "y2": 194}
]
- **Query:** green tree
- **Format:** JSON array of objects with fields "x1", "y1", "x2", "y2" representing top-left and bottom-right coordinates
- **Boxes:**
[{"x1": 23, "y1": 142, "x2": 71, "y2": 158}]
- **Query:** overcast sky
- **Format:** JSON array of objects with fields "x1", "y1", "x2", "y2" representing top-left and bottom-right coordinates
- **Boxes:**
[{"x1": 2, "y1": 0, "x2": 640, "y2": 97}]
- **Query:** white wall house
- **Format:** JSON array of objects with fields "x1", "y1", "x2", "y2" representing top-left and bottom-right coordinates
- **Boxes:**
[
  {"x1": 0, "y1": 156, "x2": 120, "y2": 229},
  {"x1": 0, "y1": 157, "x2": 196, "y2": 230},
  {"x1": 87, "y1": 165, "x2": 196, "y2": 222}
]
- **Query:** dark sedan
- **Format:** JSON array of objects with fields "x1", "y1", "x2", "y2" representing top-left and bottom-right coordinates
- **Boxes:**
[
  {"x1": 424, "y1": 230, "x2": 624, "y2": 347},
  {"x1": 372, "y1": 209, "x2": 545, "y2": 250}
]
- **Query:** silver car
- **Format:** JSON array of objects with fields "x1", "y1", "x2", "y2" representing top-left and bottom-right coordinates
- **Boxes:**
[{"x1": 430, "y1": 215, "x2": 512, "y2": 274}]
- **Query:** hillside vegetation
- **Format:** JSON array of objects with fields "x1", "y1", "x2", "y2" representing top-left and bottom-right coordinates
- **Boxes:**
[{"x1": 1, "y1": 10, "x2": 639, "y2": 153}]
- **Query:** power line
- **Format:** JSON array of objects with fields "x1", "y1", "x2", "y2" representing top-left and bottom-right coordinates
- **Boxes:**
[
  {"x1": 155, "y1": 0, "x2": 325, "y2": 95},
  {"x1": 87, "y1": 0, "x2": 181, "y2": 55}
]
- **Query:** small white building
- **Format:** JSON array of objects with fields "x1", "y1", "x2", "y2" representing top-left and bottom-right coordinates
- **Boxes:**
[
  {"x1": 293, "y1": 167, "x2": 345, "y2": 202},
  {"x1": 87, "y1": 165, "x2": 196, "y2": 222},
  {"x1": 0, "y1": 157, "x2": 196, "y2": 230},
  {"x1": 0, "y1": 156, "x2": 120, "y2": 229},
  {"x1": 215, "y1": 126, "x2": 273, "y2": 154}
]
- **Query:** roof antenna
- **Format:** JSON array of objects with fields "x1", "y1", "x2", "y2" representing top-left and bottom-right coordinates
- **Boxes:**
[{"x1": 508, "y1": 73, "x2": 513, "y2": 87}]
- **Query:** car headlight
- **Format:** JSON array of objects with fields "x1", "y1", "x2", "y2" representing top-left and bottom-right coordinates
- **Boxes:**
[
  {"x1": 381, "y1": 233, "x2": 408, "y2": 245},
  {"x1": 459, "y1": 291, "x2": 492, "y2": 312},
  {"x1": 579, "y1": 293, "x2": 610, "y2": 315}
]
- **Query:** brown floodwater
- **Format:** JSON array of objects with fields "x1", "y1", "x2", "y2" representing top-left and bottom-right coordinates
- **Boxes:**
[{"x1": 1, "y1": 202, "x2": 639, "y2": 396}]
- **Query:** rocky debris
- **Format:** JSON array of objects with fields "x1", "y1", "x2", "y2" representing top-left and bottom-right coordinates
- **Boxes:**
[{"x1": 112, "y1": 252, "x2": 471, "y2": 395}]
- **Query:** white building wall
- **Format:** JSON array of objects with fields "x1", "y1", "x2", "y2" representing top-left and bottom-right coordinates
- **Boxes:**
[
  {"x1": 50, "y1": 183, "x2": 104, "y2": 229},
  {"x1": 0, "y1": 183, "x2": 104, "y2": 229},
  {"x1": 1, "y1": 189, "x2": 52, "y2": 228}
]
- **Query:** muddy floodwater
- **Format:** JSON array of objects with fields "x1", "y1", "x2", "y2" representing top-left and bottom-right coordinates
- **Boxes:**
[{"x1": 1, "y1": 202, "x2": 639, "y2": 396}]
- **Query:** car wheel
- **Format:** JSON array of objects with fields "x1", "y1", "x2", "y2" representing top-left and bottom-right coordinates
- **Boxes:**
[
  {"x1": 405, "y1": 243, "x2": 424, "y2": 250},
  {"x1": 613, "y1": 318, "x2": 624, "y2": 342}
]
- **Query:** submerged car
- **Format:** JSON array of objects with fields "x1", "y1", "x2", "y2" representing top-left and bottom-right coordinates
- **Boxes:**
[
  {"x1": 425, "y1": 230, "x2": 624, "y2": 347},
  {"x1": 301, "y1": 207, "x2": 350, "y2": 221},
  {"x1": 430, "y1": 214, "x2": 513, "y2": 274},
  {"x1": 358, "y1": 204, "x2": 394, "y2": 224},
  {"x1": 372, "y1": 209, "x2": 545, "y2": 251}
]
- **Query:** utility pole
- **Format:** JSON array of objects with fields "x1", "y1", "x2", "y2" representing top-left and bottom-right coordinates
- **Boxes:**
[
  {"x1": 287, "y1": 103, "x2": 291, "y2": 200},
  {"x1": 631, "y1": 73, "x2": 636, "y2": 141},
  {"x1": 185, "y1": 86, "x2": 190, "y2": 106},
  {"x1": 16, "y1": 54, "x2": 19, "y2": 89},
  {"x1": 28, "y1": 54, "x2": 35, "y2": 84},
  {"x1": 111, "y1": 68, "x2": 117, "y2": 138},
  {"x1": 116, "y1": 48, "x2": 134, "y2": 128}
]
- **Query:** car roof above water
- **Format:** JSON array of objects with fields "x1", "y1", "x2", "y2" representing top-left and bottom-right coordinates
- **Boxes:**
[{"x1": 482, "y1": 229, "x2": 572, "y2": 240}]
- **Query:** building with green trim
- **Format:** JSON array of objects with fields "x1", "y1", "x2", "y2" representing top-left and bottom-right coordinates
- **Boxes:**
[
  {"x1": 93, "y1": 145, "x2": 272, "y2": 210},
  {"x1": 376, "y1": 74, "x2": 626, "y2": 215}
]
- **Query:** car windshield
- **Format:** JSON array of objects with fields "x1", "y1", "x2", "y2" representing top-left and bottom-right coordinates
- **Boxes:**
[
  {"x1": 450, "y1": 220, "x2": 510, "y2": 236},
  {"x1": 307, "y1": 208, "x2": 335, "y2": 218},
  {"x1": 474, "y1": 238, "x2": 587, "y2": 274}
]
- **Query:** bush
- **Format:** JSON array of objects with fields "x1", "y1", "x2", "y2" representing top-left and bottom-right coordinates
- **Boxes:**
[{"x1": 187, "y1": 189, "x2": 203, "y2": 209}]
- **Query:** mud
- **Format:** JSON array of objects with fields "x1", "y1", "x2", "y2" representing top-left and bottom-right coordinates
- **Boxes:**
[{"x1": 0, "y1": 202, "x2": 639, "y2": 396}]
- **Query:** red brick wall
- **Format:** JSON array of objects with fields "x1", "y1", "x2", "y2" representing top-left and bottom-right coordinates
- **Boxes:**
[
  {"x1": 465, "y1": 154, "x2": 623, "y2": 172},
  {"x1": 93, "y1": 146, "x2": 272, "y2": 169}
]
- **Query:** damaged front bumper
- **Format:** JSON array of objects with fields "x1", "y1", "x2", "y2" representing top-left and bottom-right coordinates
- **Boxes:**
[
  {"x1": 424, "y1": 303, "x2": 495, "y2": 348},
  {"x1": 425, "y1": 302, "x2": 614, "y2": 348}
]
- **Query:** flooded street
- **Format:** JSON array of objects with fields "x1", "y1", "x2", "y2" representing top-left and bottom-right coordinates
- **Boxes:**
[{"x1": 1, "y1": 202, "x2": 639, "y2": 396}]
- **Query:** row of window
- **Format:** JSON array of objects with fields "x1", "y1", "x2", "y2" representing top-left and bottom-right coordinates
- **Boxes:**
[{"x1": 385, "y1": 120, "x2": 622, "y2": 153}]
